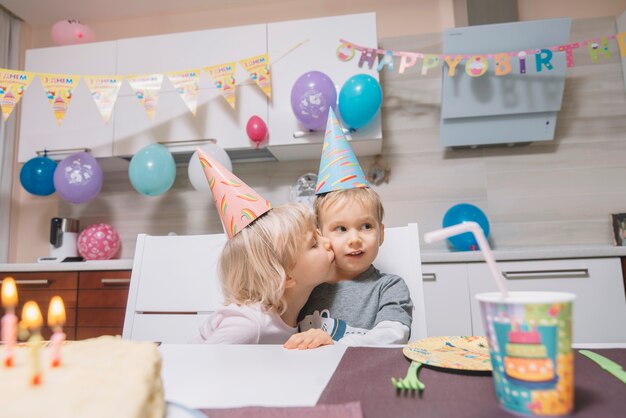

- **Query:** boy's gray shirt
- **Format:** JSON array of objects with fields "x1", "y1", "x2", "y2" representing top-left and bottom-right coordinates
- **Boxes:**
[{"x1": 298, "y1": 265, "x2": 413, "y2": 334}]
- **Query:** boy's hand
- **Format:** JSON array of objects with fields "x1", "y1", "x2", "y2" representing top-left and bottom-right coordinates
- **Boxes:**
[{"x1": 284, "y1": 329, "x2": 333, "y2": 350}]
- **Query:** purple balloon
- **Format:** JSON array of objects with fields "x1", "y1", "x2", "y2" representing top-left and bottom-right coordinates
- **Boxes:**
[
  {"x1": 290, "y1": 71, "x2": 337, "y2": 130},
  {"x1": 53, "y1": 152, "x2": 103, "y2": 204}
]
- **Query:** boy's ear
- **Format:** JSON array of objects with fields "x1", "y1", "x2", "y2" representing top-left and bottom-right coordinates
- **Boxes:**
[{"x1": 379, "y1": 223, "x2": 385, "y2": 246}]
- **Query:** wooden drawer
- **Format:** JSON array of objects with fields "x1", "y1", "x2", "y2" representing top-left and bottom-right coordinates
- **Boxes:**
[
  {"x1": 76, "y1": 308, "x2": 126, "y2": 327},
  {"x1": 78, "y1": 270, "x2": 131, "y2": 289}
]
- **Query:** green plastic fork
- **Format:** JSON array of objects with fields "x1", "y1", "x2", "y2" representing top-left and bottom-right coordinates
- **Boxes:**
[{"x1": 391, "y1": 361, "x2": 426, "y2": 392}]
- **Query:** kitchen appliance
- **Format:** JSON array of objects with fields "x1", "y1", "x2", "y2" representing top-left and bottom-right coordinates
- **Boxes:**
[{"x1": 38, "y1": 217, "x2": 81, "y2": 262}]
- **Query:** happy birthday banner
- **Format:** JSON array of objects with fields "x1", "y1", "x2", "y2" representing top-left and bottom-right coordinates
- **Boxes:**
[
  {"x1": 0, "y1": 53, "x2": 272, "y2": 125},
  {"x1": 338, "y1": 31, "x2": 626, "y2": 76}
]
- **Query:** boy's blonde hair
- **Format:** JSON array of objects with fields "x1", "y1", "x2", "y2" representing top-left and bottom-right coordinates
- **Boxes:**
[
  {"x1": 314, "y1": 188, "x2": 384, "y2": 228},
  {"x1": 218, "y1": 202, "x2": 316, "y2": 315}
]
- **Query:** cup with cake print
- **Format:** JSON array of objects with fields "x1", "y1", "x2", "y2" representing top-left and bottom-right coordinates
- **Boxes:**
[{"x1": 476, "y1": 291, "x2": 576, "y2": 416}]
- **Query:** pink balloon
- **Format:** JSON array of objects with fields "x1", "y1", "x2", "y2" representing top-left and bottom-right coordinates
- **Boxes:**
[
  {"x1": 51, "y1": 20, "x2": 96, "y2": 46},
  {"x1": 246, "y1": 115, "x2": 267, "y2": 148},
  {"x1": 77, "y1": 223, "x2": 121, "y2": 260}
]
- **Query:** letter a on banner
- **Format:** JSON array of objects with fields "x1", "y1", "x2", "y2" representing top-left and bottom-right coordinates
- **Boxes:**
[
  {"x1": 84, "y1": 75, "x2": 123, "y2": 124},
  {"x1": 127, "y1": 74, "x2": 164, "y2": 121},
  {"x1": 204, "y1": 62, "x2": 237, "y2": 109},
  {"x1": 239, "y1": 54, "x2": 272, "y2": 99},
  {"x1": 0, "y1": 69, "x2": 35, "y2": 122},
  {"x1": 167, "y1": 69, "x2": 201, "y2": 116},
  {"x1": 39, "y1": 73, "x2": 80, "y2": 126}
]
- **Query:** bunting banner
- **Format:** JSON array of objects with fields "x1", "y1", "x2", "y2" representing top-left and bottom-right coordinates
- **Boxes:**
[
  {"x1": 239, "y1": 53, "x2": 272, "y2": 99},
  {"x1": 167, "y1": 69, "x2": 201, "y2": 116},
  {"x1": 0, "y1": 69, "x2": 35, "y2": 122},
  {"x1": 204, "y1": 62, "x2": 237, "y2": 109},
  {"x1": 338, "y1": 31, "x2": 626, "y2": 77},
  {"x1": 127, "y1": 74, "x2": 164, "y2": 121},
  {"x1": 84, "y1": 75, "x2": 123, "y2": 124},
  {"x1": 39, "y1": 73, "x2": 80, "y2": 126}
]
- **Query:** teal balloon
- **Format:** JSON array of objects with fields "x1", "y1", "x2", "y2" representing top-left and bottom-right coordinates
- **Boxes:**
[
  {"x1": 338, "y1": 74, "x2": 382, "y2": 130},
  {"x1": 442, "y1": 204, "x2": 490, "y2": 251},
  {"x1": 20, "y1": 156, "x2": 57, "y2": 196},
  {"x1": 129, "y1": 144, "x2": 176, "y2": 196}
]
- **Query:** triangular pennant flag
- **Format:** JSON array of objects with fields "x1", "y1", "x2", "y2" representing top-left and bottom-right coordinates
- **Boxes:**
[
  {"x1": 0, "y1": 69, "x2": 35, "y2": 121},
  {"x1": 239, "y1": 54, "x2": 272, "y2": 99},
  {"x1": 196, "y1": 147, "x2": 271, "y2": 239},
  {"x1": 126, "y1": 74, "x2": 164, "y2": 121},
  {"x1": 315, "y1": 107, "x2": 369, "y2": 195},
  {"x1": 204, "y1": 62, "x2": 237, "y2": 109},
  {"x1": 167, "y1": 69, "x2": 200, "y2": 116},
  {"x1": 38, "y1": 73, "x2": 80, "y2": 126},
  {"x1": 84, "y1": 75, "x2": 123, "y2": 124}
]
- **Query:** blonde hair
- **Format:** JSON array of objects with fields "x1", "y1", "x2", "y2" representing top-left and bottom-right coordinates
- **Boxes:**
[
  {"x1": 314, "y1": 188, "x2": 384, "y2": 228},
  {"x1": 218, "y1": 203, "x2": 316, "y2": 315}
]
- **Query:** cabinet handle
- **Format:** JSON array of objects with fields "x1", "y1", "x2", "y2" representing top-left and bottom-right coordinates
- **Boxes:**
[
  {"x1": 503, "y1": 269, "x2": 589, "y2": 280},
  {"x1": 0, "y1": 279, "x2": 50, "y2": 287},
  {"x1": 100, "y1": 278, "x2": 131, "y2": 285},
  {"x1": 36, "y1": 147, "x2": 91, "y2": 157},
  {"x1": 422, "y1": 273, "x2": 437, "y2": 282},
  {"x1": 158, "y1": 139, "x2": 216, "y2": 147}
]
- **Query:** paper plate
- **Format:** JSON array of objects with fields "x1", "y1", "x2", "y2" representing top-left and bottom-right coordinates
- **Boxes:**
[{"x1": 403, "y1": 336, "x2": 492, "y2": 371}]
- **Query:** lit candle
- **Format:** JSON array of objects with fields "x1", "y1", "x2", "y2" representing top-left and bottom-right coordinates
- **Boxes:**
[
  {"x1": 21, "y1": 301, "x2": 44, "y2": 386},
  {"x1": 47, "y1": 296, "x2": 66, "y2": 367},
  {"x1": 1, "y1": 277, "x2": 18, "y2": 367}
]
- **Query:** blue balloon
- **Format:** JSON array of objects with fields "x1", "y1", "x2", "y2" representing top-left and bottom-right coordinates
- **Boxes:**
[
  {"x1": 338, "y1": 74, "x2": 382, "y2": 130},
  {"x1": 442, "y1": 204, "x2": 490, "y2": 251},
  {"x1": 129, "y1": 144, "x2": 176, "y2": 196},
  {"x1": 20, "y1": 156, "x2": 57, "y2": 196}
]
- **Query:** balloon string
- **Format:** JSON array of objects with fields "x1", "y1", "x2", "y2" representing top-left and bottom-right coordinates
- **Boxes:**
[{"x1": 270, "y1": 39, "x2": 310, "y2": 66}]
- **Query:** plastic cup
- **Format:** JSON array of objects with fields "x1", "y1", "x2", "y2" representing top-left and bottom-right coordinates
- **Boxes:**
[{"x1": 476, "y1": 291, "x2": 576, "y2": 416}]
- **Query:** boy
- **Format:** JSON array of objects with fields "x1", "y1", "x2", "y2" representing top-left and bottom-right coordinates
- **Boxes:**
[{"x1": 286, "y1": 109, "x2": 413, "y2": 347}]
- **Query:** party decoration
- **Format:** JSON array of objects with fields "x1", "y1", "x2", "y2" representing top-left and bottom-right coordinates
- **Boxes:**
[
  {"x1": 188, "y1": 143, "x2": 232, "y2": 193},
  {"x1": 167, "y1": 69, "x2": 201, "y2": 115},
  {"x1": 0, "y1": 69, "x2": 35, "y2": 121},
  {"x1": 83, "y1": 75, "x2": 123, "y2": 124},
  {"x1": 127, "y1": 74, "x2": 164, "y2": 121},
  {"x1": 338, "y1": 74, "x2": 382, "y2": 130},
  {"x1": 51, "y1": 20, "x2": 96, "y2": 46},
  {"x1": 77, "y1": 223, "x2": 121, "y2": 260},
  {"x1": 204, "y1": 62, "x2": 237, "y2": 109},
  {"x1": 442, "y1": 203, "x2": 490, "y2": 251},
  {"x1": 19, "y1": 155, "x2": 57, "y2": 196},
  {"x1": 39, "y1": 73, "x2": 80, "y2": 125},
  {"x1": 128, "y1": 144, "x2": 176, "y2": 196},
  {"x1": 239, "y1": 54, "x2": 272, "y2": 98},
  {"x1": 315, "y1": 107, "x2": 369, "y2": 195},
  {"x1": 197, "y1": 147, "x2": 271, "y2": 238},
  {"x1": 246, "y1": 115, "x2": 267, "y2": 147},
  {"x1": 290, "y1": 71, "x2": 337, "y2": 131},
  {"x1": 53, "y1": 152, "x2": 103, "y2": 204}
]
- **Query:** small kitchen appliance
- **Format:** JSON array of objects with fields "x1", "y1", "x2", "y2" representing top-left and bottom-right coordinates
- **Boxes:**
[{"x1": 38, "y1": 217, "x2": 81, "y2": 262}]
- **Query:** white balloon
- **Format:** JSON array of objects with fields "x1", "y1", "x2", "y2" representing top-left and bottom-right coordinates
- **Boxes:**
[{"x1": 188, "y1": 144, "x2": 233, "y2": 193}]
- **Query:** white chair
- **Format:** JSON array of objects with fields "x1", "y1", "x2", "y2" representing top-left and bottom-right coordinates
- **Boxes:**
[
  {"x1": 374, "y1": 223, "x2": 427, "y2": 341},
  {"x1": 122, "y1": 233, "x2": 227, "y2": 343}
]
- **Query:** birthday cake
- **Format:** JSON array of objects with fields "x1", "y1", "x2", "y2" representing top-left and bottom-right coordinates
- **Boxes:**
[
  {"x1": 0, "y1": 336, "x2": 165, "y2": 418},
  {"x1": 504, "y1": 325, "x2": 555, "y2": 383}
]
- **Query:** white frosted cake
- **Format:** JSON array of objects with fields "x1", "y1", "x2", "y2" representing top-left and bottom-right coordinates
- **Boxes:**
[{"x1": 0, "y1": 336, "x2": 165, "y2": 418}]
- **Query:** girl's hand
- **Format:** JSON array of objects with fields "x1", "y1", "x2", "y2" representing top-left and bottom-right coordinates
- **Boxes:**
[{"x1": 284, "y1": 329, "x2": 333, "y2": 350}]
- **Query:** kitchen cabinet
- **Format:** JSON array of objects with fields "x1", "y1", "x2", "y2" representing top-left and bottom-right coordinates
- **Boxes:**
[{"x1": 18, "y1": 41, "x2": 118, "y2": 162}]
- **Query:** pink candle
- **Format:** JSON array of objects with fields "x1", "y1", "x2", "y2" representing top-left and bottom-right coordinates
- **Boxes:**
[
  {"x1": 1, "y1": 277, "x2": 18, "y2": 367},
  {"x1": 47, "y1": 296, "x2": 66, "y2": 367},
  {"x1": 21, "y1": 301, "x2": 44, "y2": 386}
]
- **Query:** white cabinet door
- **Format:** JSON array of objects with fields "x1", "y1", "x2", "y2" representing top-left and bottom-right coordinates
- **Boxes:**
[
  {"x1": 18, "y1": 42, "x2": 118, "y2": 162},
  {"x1": 421, "y1": 263, "x2": 473, "y2": 337},
  {"x1": 267, "y1": 13, "x2": 381, "y2": 160},
  {"x1": 113, "y1": 24, "x2": 268, "y2": 155},
  {"x1": 467, "y1": 258, "x2": 626, "y2": 343}
]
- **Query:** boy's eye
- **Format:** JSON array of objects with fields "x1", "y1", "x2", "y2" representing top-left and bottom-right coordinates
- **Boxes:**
[
  {"x1": 362, "y1": 223, "x2": 373, "y2": 230},
  {"x1": 334, "y1": 226, "x2": 347, "y2": 232}
]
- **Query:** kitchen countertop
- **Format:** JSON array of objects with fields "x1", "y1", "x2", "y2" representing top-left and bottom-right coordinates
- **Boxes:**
[{"x1": 0, "y1": 259, "x2": 134, "y2": 272}]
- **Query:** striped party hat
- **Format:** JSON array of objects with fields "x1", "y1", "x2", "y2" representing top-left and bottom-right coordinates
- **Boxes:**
[
  {"x1": 197, "y1": 148, "x2": 271, "y2": 239},
  {"x1": 315, "y1": 107, "x2": 369, "y2": 195}
]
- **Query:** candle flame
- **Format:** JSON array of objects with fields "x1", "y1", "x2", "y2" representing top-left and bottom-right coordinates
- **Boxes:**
[
  {"x1": 1, "y1": 276, "x2": 18, "y2": 308},
  {"x1": 21, "y1": 301, "x2": 43, "y2": 329},
  {"x1": 47, "y1": 296, "x2": 66, "y2": 327}
]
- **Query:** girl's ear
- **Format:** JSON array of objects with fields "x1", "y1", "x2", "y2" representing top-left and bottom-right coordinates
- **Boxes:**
[
  {"x1": 379, "y1": 223, "x2": 385, "y2": 246},
  {"x1": 284, "y1": 274, "x2": 296, "y2": 289}
]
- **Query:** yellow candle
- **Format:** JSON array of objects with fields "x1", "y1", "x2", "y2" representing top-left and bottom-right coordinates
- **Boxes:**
[
  {"x1": 47, "y1": 296, "x2": 66, "y2": 367},
  {"x1": 21, "y1": 301, "x2": 43, "y2": 385},
  {"x1": 1, "y1": 277, "x2": 18, "y2": 367},
  {"x1": 1, "y1": 277, "x2": 18, "y2": 308}
]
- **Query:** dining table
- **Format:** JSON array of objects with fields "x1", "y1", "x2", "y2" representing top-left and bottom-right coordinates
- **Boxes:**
[{"x1": 159, "y1": 343, "x2": 626, "y2": 418}]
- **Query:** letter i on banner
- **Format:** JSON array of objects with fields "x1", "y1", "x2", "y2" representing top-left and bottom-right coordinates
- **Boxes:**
[
  {"x1": 84, "y1": 75, "x2": 123, "y2": 124},
  {"x1": 0, "y1": 69, "x2": 35, "y2": 122},
  {"x1": 204, "y1": 62, "x2": 237, "y2": 109},
  {"x1": 239, "y1": 54, "x2": 272, "y2": 99},
  {"x1": 167, "y1": 69, "x2": 201, "y2": 116},
  {"x1": 126, "y1": 74, "x2": 164, "y2": 121},
  {"x1": 38, "y1": 73, "x2": 80, "y2": 126}
]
